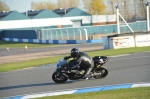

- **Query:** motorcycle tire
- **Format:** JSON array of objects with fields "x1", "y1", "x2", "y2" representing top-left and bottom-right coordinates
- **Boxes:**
[
  {"x1": 94, "y1": 66, "x2": 108, "y2": 79},
  {"x1": 52, "y1": 71, "x2": 68, "y2": 83}
]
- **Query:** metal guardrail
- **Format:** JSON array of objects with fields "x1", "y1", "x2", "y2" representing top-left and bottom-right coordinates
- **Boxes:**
[{"x1": 40, "y1": 28, "x2": 88, "y2": 40}]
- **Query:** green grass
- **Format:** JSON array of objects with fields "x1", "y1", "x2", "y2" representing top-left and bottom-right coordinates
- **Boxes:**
[
  {"x1": 33, "y1": 87, "x2": 150, "y2": 99},
  {"x1": 0, "y1": 46, "x2": 150, "y2": 72},
  {"x1": 0, "y1": 40, "x2": 64, "y2": 48},
  {"x1": 0, "y1": 55, "x2": 65, "y2": 72}
]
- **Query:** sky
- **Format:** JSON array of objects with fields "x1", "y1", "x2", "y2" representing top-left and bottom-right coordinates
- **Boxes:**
[{"x1": 1, "y1": 0, "x2": 59, "y2": 12}]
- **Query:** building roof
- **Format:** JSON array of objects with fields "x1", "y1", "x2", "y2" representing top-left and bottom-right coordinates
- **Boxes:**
[
  {"x1": 0, "y1": 11, "x2": 30, "y2": 21},
  {"x1": 53, "y1": 7, "x2": 90, "y2": 17},
  {"x1": 22, "y1": 9, "x2": 44, "y2": 18},
  {"x1": 32, "y1": 9, "x2": 60, "y2": 19},
  {"x1": 0, "y1": 11, "x2": 13, "y2": 19},
  {"x1": 63, "y1": 7, "x2": 91, "y2": 17},
  {"x1": 52, "y1": 8, "x2": 74, "y2": 16}
]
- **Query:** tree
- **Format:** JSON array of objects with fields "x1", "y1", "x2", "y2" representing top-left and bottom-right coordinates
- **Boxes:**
[
  {"x1": 90, "y1": 0, "x2": 106, "y2": 15},
  {"x1": 31, "y1": 0, "x2": 80, "y2": 11},
  {"x1": 135, "y1": 0, "x2": 147, "y2": 20},
  {"x1": 67, "y1": 0, "x2": 80, "y2": 8},
  {"x1": 0, "y1": 0, "x2": 10, "y2": 12},
  {"x1": 82, "y1": 0, "x2": 106, "y2": 15},
  {"x1": 82, "y1": 0, "x2": 92, "y2": 14},
  {"x1": 57, "y1": 0, "x2": 62, "y2": 8},
  {"x1": 57, "y1": 0, "x2": 80, "y2": 8},
  {"x1": 31, "y1": 1, "x2": 57, "y2": 10},
  {"x1": 119, "y1": 0, "x2": 132, "y2": 21}
]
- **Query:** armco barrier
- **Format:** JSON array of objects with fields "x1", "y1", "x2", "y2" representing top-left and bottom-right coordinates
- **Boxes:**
[
  {"x1": 2, "y1": 38, "x2": 103, "y2": 44},
  {"x1": 3, "y1": 82, "x2": 150, "y2": 99}
]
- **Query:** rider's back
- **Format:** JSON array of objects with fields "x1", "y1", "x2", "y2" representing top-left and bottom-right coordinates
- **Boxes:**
[{"x1": 76, "y1": 52, "x2": 93, "y2": 69}]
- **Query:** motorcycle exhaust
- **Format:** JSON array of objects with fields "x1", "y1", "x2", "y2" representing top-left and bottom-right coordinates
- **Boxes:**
[
  {"x1": 62, "y1": 73, "x2": 69, "y2": 78},
  {"x1": 71, "y1": 70, "x2": 84, "y2": 74},
  {"x1": 91, "y1": 72, "x2": 102, "y2": 77}
]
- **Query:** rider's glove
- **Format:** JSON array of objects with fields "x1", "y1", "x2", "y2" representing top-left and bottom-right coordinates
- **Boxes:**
[
  {"x1": 64, "y1": 56, "x2": 71, "y2": 60},
  {"x1": 64, "y1": 56, "x2": 68, "y2": 60}
]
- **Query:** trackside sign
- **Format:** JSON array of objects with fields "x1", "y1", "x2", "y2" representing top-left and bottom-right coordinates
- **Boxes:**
[
  {"x1": 135, "y1": 35, "x2": 150, "y2": 47},
  {"x1": 109, "y1": 36, "x2": 135, "y2": 49}
]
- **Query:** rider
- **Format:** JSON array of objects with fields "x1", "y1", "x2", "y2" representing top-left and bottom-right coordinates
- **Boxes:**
[{"x1": 64, "y1": 48, "x2": 94, "y2": 80}]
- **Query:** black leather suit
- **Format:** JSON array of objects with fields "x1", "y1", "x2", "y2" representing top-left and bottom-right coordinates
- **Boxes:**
[{"x1": 65, "y1": 52, "x2": 94, "y2": 79}]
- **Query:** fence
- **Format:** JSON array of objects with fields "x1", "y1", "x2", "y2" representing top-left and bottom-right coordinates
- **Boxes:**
[
  {"x1": 116, "y1": 2, "x2": 150, "y2": 34},
  {"x1": 40, "y1": 28, "x2": 88, "y2": 40}
]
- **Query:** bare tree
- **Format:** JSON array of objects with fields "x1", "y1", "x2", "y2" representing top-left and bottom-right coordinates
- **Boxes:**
[
  {"x1": 57, "y1": 0, "x2": 62, "y2": 8},
  {"x1": 67, "y1": 0, "x2": 80, "y2": 8},
  {"x1": 106, "y1": 0, "x2": 117, "y2": 14},
  {"x1": 82, "y1": 0, "x2": 92, "y2": 14},
  {"x1": 31, "y1": 1, "x2": 57, "y2": 10},
  {"x1": 119, "y1": 0, "x2": 133, "y2": 21},
  {"x1": 57, "y1": 0, "x2": 80, "y2": 8},
  {"x1": 106, "y1": 0, "x2": 122, "y2": 14},
  {"x1": 135, "y1": 0, "x2": 147, "y2": 20}
]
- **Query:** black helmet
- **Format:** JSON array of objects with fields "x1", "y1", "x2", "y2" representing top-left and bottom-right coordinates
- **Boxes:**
[{"x1": 70, "y1": 48, "x2": 79, "y2": 58}]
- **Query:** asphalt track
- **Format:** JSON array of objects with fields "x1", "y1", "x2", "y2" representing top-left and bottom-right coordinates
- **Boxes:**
[
  {"x1": 0, "y1": 51, "x2": 150, "y2": 98},
  {"x1": 0, "y1": 43, "x2": 103, "y2": 56}
]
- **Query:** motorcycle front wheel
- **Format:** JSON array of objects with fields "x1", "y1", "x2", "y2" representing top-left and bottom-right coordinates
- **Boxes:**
[
  {"x1": 94, "y1": 66, "x2": 108, "y2": 79},
  {"x1": 52, "y1": 71, "x2": 68, "y2": 83}
]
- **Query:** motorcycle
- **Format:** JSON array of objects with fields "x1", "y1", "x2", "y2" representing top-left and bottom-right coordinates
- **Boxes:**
[{"x1": 52, "y1": 56, "x2": 109, "y2": 83}]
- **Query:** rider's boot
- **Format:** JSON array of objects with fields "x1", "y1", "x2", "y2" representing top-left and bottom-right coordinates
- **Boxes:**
[{"x1": 82, "y1": 67, "x2": 93, "y2": 80}]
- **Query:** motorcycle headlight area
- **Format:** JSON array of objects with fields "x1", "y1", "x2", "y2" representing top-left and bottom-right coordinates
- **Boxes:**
[{"x1": 56, "y1": 58, "x2": 67, "y2": 68}]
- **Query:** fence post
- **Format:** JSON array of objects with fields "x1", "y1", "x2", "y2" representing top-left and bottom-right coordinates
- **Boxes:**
[
  {"x1": 146, "y1": 2, "x2": 150, "y2": 31},
  {"x1": 116, "y1": 5, "x2": 120, "y2": 34},
  {"x1": 60, "y1": 30, "x2": 63, "y2": 40},
  {"x1": 55, "y1": 30, "x2": 58, "y2": 40},
  {"x1": 36, "y1": 30, "x2": 41, "y2": 39},
  {"x1": 84, "y1": 28, "x2": 88, "y2": 40},
  {"x1": 50, "y1": 30, "x2": 53, "y2": 40},
  {"x1": 66, "y1": 29, "x2": 69, "y2": 40},
  {"x1": 78, "y1": 29, "x2": 82, "y2": 40},
  {"x1": 46, "y1": 30, "x2": 49, "y2": 40},
  {"x1": 72, "y1": 30, "x2": 75, "y2": 40}
]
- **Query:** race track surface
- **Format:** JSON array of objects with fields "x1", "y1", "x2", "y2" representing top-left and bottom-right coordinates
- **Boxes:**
[
  {"x1": 0, "y1": 43, "x2": 103, "y2": 64},
  {"x1": 0, "y1": 43, "x2": 103, "y2": 56},
  {"x1": 0, "y1": 51, "x2": 150, "y2": 98}
]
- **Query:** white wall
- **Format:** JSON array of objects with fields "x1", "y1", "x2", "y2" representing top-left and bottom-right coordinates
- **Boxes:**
[
  {"x1": 92, "y1": 15, "x2": 116, "y2": 23},
  {"x1": 0, "y1": 19, "x2": 32, "y2": 29},
  {"x1": 62, "y1": 16, "x2": 91, "y2": 25},
  {"x1": 31, "y1": 18, "x2": 62, "y2": 27},
  {"x1": 0, "y1": 15, "x2": 116, "y2": 29}
]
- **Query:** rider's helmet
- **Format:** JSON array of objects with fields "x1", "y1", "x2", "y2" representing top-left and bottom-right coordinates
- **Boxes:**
[{"x1": 70, "y1": 48, "x2": 79, "y2": 58}]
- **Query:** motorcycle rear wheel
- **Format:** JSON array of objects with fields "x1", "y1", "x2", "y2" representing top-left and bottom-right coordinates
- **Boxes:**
[
  {"x1": 94, "y1": 66, "x2": 108, "y2": 79},
  {"x1": 52, "y1": 71, "x2": 68, "y2": 83}
]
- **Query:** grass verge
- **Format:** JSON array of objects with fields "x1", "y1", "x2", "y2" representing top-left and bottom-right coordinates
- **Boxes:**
[
  {"x1": 33, "y1": 87, "x2": 150, "y2": 99},
  {"x1": 0, "y1": 46, "x2": 150, "y2": 72}
]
